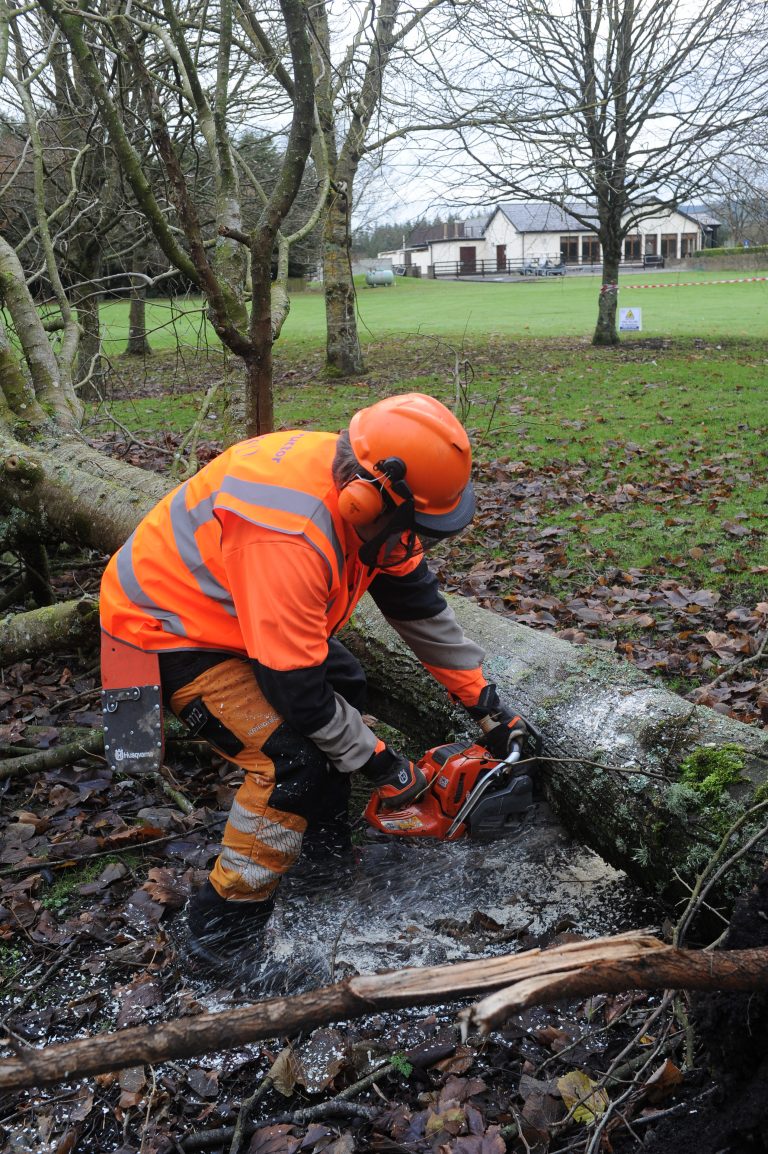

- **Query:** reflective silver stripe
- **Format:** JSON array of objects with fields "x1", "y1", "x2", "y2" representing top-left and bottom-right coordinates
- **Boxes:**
[
  {"x1": 384, "y1": 606, "x2": 486, "y2": 670},
  {"x1": 217, "y1": 847, "x2": 285, "y2": 891},
  {"x1": 227, "y1": 801, "x2": 303, "y2": 854},
  {"x1": 217, "y1": 476, "x2": 345, "y2": 581},
  {"x1": 170, "y1": 488, "x2": 237, "y2": 615},
  {"x1": 115, "y1": 531, "x2": 188, "y2": 637}
]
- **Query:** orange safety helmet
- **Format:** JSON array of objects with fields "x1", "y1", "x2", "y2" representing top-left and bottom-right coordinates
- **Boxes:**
[{"x1": 338, "y1": 393, "x2": 475, "y2": 537}]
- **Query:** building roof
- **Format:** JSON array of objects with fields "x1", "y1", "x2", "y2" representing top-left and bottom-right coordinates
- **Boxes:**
[
  {"x1": 408, "y1": 215, "x2": 490, "y2": 247},
  {"x1": 493, "y1": 202, "x2": 599, "y2": 233},
  {"x1": 679, "y1": 204, "x2": 721, "y2": 228}
]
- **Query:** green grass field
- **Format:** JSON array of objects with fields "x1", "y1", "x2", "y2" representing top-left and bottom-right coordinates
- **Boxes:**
[
  {"x1": 98, "y1": 268, "x2": 768, "y2": 355},
  {"x1": 94, "y1": 275, "x2": 767, "y2": 703}
]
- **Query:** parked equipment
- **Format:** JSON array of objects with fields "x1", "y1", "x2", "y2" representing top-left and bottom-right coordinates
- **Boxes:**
[{"x1": 364, "y1": 725, "x2": 541, "y2": 841}]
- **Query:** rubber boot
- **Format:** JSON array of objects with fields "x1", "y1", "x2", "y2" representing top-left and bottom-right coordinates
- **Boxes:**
[{"x1": 185, "y1": 880, "x2": 274, "y2": 972}]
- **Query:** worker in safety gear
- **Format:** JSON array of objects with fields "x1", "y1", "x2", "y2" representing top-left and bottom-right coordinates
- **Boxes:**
[{"x1": 99, "y1": 393, "x2": 527, "y2": 969}]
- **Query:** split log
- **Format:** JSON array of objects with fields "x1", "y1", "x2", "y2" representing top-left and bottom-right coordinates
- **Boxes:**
[
  {"x1": 1, "y1": 933, "x2": 767, "y2": 1092},
  {"x1": 343, "y1": 596, "x2": 768, "y2": 915}
]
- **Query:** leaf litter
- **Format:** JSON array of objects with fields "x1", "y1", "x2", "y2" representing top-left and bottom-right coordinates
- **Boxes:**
[{"x1": 1, "y1": 340, "x2": 766, "y2": 1152}]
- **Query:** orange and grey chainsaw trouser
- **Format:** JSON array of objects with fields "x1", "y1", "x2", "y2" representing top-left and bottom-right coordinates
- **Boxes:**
[{"x1": 160, "y1": 639, "x2": 365, "y2": 904}]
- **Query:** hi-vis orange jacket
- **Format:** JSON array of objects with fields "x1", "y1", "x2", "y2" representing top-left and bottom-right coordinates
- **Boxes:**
[{"x1": 100, "y1": 431, "x2": 487, "y2": 772}]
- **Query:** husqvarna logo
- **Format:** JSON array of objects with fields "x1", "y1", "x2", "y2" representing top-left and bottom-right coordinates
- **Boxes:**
[
  {"x1": 115, "y1": 748, "x2": 151, "y2": 761},
  {"x1": 397, "y1": 767, "x2": 410, "y2": 785}
]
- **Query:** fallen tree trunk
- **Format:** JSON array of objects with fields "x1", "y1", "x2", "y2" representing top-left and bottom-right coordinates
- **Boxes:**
[
  {"x1": 0, "y1": 429, "x2": 166, "y2": 555},
  {"x1": 0, "y1": 597, "x2": 99, "y2": 664},
  {"x1": 343, "y1": 596, "x2": 768, "y2": 916},
  {"x1": 3, "y1": 421, "x2": 767, "y2": 918},
  {"x1": 2, "y1": 932, "x2": 767, "y2": 1092}
]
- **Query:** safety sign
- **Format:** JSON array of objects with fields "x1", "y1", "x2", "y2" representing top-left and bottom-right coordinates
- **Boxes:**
[{"x1": 619, "y1": 307, "x2": 642, "y2": 331}]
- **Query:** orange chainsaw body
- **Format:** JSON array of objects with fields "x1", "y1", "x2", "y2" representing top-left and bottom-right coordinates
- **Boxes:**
[{"x1": 364, "y1": 740, "x2": 531, "y2": 841}]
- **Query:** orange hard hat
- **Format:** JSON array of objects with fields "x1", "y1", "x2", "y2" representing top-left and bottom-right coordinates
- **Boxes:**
[{"x1": 348, "y1": 393, "x2": 475, "y2": 536}]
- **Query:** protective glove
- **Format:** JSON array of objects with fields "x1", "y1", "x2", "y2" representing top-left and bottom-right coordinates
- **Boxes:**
[
  {"x1": 360, "y1": 743, "x2": 429, "y2": 809},
  {"x1": 466, "y1": 683, "x2": 528, "y2": 760}
]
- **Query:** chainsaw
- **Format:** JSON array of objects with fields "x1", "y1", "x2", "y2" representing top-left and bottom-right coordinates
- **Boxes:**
[{"x1": 364, "y1": 724, "x2": 541, "y2": 842}]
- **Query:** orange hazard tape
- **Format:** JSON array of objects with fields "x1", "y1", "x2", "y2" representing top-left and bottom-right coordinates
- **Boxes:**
[{"x1": 625, "y1": 276, "x2": 768, "y2": 289}]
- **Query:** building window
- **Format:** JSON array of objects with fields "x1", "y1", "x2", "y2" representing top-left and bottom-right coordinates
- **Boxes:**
[
  {"x1": 582, "y1": 236, "x2": 601, "y2": 263},
  {"x1": 661, "y1": 234, "x2": 678, "y2": 259},
  {"x1": 644, "y1": 236, "x2": 658, "y2": 256},
  {"x1": 560, "y1": 236, "x2": 579, "y2": 263},
  {"x1": 624, "y1": 236, "x2": 641, "y2": 261},
  {"x1": 680, "y1": 233, "x2": 697, "y2": 257}
]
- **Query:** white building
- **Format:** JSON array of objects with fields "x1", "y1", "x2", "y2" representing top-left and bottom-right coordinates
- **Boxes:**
[{"x1": 379, "y1": 203, "x2": 719, "y2": 276}]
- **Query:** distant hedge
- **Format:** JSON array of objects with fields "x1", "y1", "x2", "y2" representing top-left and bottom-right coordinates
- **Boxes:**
[{"x1": 694, "y1": 244, "x2": 768, "y2": 257}]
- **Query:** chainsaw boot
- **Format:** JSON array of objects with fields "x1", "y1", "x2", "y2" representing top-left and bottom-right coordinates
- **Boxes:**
[
  {"x1": 301, "y1": 819, "x2": 353, "y2": 863},
  {"x1": 185, "y1": 880, "x2": 274, "y2": 973},
  {"x1": 288, "y1": 819, "x2": 356, "y2": 896},
  {"x1": 360, "y1": 744, "x2": 429, "y2": 809}
]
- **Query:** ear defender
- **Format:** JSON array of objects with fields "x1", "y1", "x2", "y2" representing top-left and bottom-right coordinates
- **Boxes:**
[
  {"x1": 338, "y1": 457, "x2": 409, "y2": 526},
  {"x1": 338, "y1": 477, "x2": 385, "y2": 525}
]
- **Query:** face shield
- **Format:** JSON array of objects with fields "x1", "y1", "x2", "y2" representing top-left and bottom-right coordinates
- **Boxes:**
[{"x1": 358, "y1": 480, "x2": 476, "y2": 571}]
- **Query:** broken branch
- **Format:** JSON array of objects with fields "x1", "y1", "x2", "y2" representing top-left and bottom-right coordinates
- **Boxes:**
[{"x1": 1, "y1": 933, "x2": 767, "y2": 1092}]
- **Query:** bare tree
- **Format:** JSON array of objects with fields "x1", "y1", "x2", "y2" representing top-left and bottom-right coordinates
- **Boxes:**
[
  {"x1": 0, "y1": 0, "x2": 320, "y2": 662},
  {"x1": 455, "y1": 0, "x2": 768, "y2": 344},
  {"x1": 708, "y1": 151, "x2": 768, "y2": 246},
  {"x1": 240, "y1": 0, "x2": 467, "y2": 375},
  {"x1": 32, "y1": 0, "x2": 316, "y2": 433}
]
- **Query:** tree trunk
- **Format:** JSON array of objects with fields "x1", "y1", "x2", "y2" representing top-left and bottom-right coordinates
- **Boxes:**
[
  {"x1": 126, "y1": 249, "x2": 151, "y2": 356},
  {"x1": 322, "y1": 182, "x2": 363, "y2": 376},
  {"x1": 246, "y1": 241, "x2": 275, "y2": 435},
  {"x1": 74, "y1": 281, "x2": 106, "y2": 401},
  {"x1": 0, "y1": 430, "x2": 167, "y2": 554},
  {"x1": 593, "y1": 248, "x2": 621, "y2": 346},
  {"x1": 342, "y1": 595, "x2": 768, "y2": 916}
]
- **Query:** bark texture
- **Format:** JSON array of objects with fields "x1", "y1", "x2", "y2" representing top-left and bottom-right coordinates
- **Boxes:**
[
  {"x1": 342, "y1": 595, "x2": 768, "y2": 913},
  {"x1": 0, "y1": 430, "x2": 168, "y2": 554},
  {"x1": 0, "y1": 598, "x2": 98, "y2": 665}
]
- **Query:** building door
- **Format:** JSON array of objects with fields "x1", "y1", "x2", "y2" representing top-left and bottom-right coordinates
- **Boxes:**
[
  {"x1": 624, "y1": 236, "x2": 641, "y2": 261},
  {"x1": 496, "y1": 244, "x2": 507, "y2": 271},
  {"x1": 560, "y1": 236, "x2": 579, "y2": 263},
  {"x1": 459, "y1": 246, "x2": 476, "y2": 273},
  {"x1": 661, "y1": 234, "x2": 678, "y2": 259}
]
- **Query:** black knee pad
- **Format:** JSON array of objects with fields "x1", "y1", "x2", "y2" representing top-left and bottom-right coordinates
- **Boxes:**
[{"x1": 263, "y1": 724, "x2": 336, "y2": 820}]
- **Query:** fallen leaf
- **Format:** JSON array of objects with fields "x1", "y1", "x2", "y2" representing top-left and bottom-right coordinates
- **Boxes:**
[
  {"x1": 644, "y1": 1058, "x2": 683, "y2": 1104},
  {"x1": 186, "y1": 1067, "x2": 220, "y2": 1099},
  {"x1": 557, "y1": 1069, "x2": 610, "y2": 1123},
  {"x1": 248, "y1": 1123, "x2": 300, "y2": 1154},
  {"x1": 269, "y1": 1045, "x2": 301, "y2": 1098}
]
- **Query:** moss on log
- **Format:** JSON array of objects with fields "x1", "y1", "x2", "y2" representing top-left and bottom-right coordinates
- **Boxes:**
[
  {"x1": 0, "y1": 430, "x2": 168, "y2": 555},
  {"x1": 343, "y1": 595, "x2": 768, "y2": 915},
  {"x1": 1, "y1": 598, "x2": 99, "y2": 664}
]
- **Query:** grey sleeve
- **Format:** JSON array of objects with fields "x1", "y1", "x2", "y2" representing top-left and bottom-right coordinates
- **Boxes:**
[
  {"x1": 383, "y1": 604, "x2": 486, "y2": 672},
  {"x1": 308, "y1": 693, "x2": 379, "y2": 773}
]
